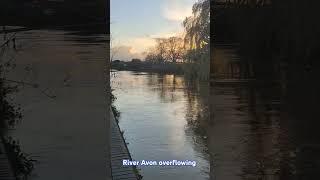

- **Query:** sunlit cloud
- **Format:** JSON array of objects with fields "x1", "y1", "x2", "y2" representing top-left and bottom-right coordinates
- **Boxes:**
[
  {"x1": 128, "y1": 37, "x2": 157, "y2": 54},
  {"x1": 113, "y1": 29, "x2": 188, "y2": 61},
  {"x1": 112, "y1": 36, "x2": 159, "y2": 61},
  {"x1": 162, "y1": 0, "x2": 195, "y2": 22},
  {"x1": 111, "y1": 46, "x2": 144, "y2": 61},
  {"x1": 149, "y1": 31, "x2": 184, "y2": 39}
]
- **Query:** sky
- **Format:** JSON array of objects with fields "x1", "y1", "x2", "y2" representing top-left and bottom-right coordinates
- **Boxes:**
[{"x1": 111, "y1": 0, "x2": 197, "y2": 61}]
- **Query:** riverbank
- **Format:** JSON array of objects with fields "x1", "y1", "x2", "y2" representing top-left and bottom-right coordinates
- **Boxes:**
[
  {"x1": 112, "y1": 60, "x2": 210, "y2": 80},
  {"x1": 111, "y1": 61, "x2": 184, "y2": 74},
  {"x1": 110, "y1": 108, "x2": 140, "y2": 180}
]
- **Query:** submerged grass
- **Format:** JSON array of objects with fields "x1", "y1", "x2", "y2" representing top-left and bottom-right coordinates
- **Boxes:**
[{"x1": 110, "y1": 89, "x2": 143, "y2": 179}]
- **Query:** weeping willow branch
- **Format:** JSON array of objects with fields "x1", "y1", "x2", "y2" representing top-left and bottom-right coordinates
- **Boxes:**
[
  {"x1": 183, "y1": 0, "x2": 210, "y2": 50},
  {"x1": 182, "y1": 0, "x2": 210, "y2": 80}
]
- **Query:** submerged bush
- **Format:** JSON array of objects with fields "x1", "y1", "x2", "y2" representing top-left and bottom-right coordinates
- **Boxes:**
[
  {"x1": 1, "y1": 29, "x2": 35, "y2": 178},
  {"x1": 111, "y1": 89, "x2": 120, "y2": 121},
  {"x1": 3, "y1": 137, "x2": 36, "y2": 178}
]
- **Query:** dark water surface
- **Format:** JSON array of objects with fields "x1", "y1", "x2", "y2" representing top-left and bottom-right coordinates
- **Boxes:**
[
  {"x1": 3, "y1": 27, "x2": 109, "y2": 179},
  {"x1": 112, "y1": 71, "x2": 210, "y2": 180},
  {"x1": 209, "y1": 46, "x2": 320, "y2": 180}
]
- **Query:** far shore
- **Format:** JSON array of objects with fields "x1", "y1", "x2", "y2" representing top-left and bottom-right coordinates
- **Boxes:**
[{"x1": 111, "y1": 60, "x2": 184, "y2": 74}]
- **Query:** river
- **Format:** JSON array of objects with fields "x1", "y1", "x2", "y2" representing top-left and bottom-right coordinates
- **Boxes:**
[
  {"x1": 4, "y1": 28, "x2": 319, "y2": 180},
  {"x1": 209, "y1": 45, "x2": 320, "y2": 180},
  {"x1": 3, "y1": 26, "x2": 110, "y2": 179},
  {"x1": 111, "y1": 71, "x2": 210, "y2": 179}
]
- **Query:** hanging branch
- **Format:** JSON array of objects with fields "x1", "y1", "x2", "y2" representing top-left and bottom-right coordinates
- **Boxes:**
[
  {"x1": 0, "y1": 33, "x2": 17, "y2": 48},
  {"x1": 2, "y1": 78, "x2": 56, "y2": 99}
]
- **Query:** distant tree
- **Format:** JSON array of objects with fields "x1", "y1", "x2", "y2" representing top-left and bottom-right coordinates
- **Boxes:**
[
  {"x1": 164, "y1": 37, "x2": 184, "y2": 63},
  {"x1": 131, "y1": 58, "x2": 141, "y2": 63},
  {"x1": 145, "y1": 37, "x2": 185, "y2": 63},
  {"x1": 144, "y1": 39, "x2": 167, "y2": 63},
  {"x1": 144, "y1": 51, "x2": 158, "y2": 63},
  {"x1": 155, "y1": 38, "x2": 167, "y2": 63}
]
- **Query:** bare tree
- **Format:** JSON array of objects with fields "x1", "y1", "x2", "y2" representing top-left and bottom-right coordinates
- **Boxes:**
[
  {"x1": 155, "y1": 38, "x2": 167, "y2": 63},
  {"x1": 144, "y1": 37, "x2": 185, "y2": 63},
  {"x1": 165, "y1": 37, "x2": 184, "y2": 63}
]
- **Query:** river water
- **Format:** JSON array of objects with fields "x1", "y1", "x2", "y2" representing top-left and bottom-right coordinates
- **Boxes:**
[
  {"x1": 209, "y1": 45, "x2": 320, "y2": 180},
  {"x1": 4, "y1": 27, "x2": 319, "y2": 180},
  {"x1": 3, "y1": 27, "x2": 110, "y2": 179},
  {"x1": 111, "y1": 71, "x2": 210, "y2": 179}
]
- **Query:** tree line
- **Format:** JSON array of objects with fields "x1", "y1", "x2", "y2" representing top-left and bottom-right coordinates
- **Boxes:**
[{"x1": 144, "y1": 0, "x2": 210, "y2": 79}]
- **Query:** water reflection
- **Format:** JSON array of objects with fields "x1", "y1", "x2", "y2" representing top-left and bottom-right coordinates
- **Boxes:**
[
  {"x1": 5, "y1": 26, "x2": 109, "y2": 180},
  {"x1": 209, "y1": 46, "x2": 320, "y2": 180},
  {"x1": 112, "y1": 71, "x2": 210, "y2": 180}
]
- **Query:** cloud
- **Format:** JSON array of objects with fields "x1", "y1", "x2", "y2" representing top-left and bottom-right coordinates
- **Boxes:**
[
  {"x1": 149, "y1": 31, "x2": 183, "y2": 39},
  {"x1": 111, "y1": 0, "x2": 196, "y2": 61},
  {"x1": 111, "y1": 36, "x2": 157, "y2": 61},
  {"x1": 128, "y1": 37, "x2": 156, "y2": 54},
  {"x1": 162, "y1": 0, "x2": 195, "y2": 22},
  {"x1": 111, "y1": 46, "x2": 144, "y2": 61},
  {"x1": 112, "y1": 30, "x2": 187, "y2": 61}
]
